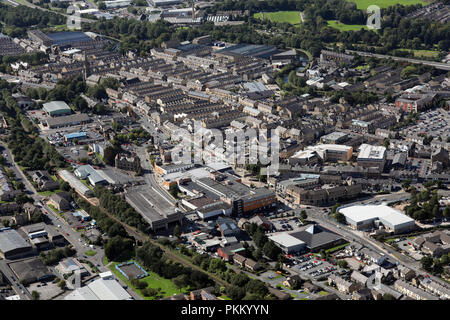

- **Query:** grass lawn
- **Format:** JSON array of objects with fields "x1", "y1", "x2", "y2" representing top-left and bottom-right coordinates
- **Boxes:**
[
  {"x1": 47, "y1": 204, "x2": 61, "y2": 214},
  {"x1": 219, "y1": 295, "x2": 232, "y2": 300},
  {"x1": 254, "y1": 11, "x2": 302, "y2": 24},
  {"x1": 85, "y1": 250, "x2": 97, "y2": 256},
  {"x1": 318, "y1": 290, "x2": 329, "y2": 296},
  {"x1": 80, "y1": 179, "x2": 94, "y2": 190},
  {"x1": 327, "y1": 20, "x2": 368, "y2": 32},
  {"x1": 395, "y1": 48, "x2": 440, "y2": 59},
  {"x1": 110, "y1": 261, "x2": 188, "y2": 300},
  {"x1": 38, "y1": 189, "x2": 63, "y2": 197},
  {"x1": 356, "y1": 65, "x2": 370, "y2": 70},
  {"x1": 103, "y1": 255, "x2": 109, "y2": 266},
  {"x1": 347, "y1": 0, "x2": 427, "y2": 10}
]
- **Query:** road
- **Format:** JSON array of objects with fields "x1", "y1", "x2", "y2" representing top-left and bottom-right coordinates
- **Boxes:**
[
  {"x1": 295, "y1": 193, "x2": 450, "y2": 289},
  {"x1": 0, "y1": 140, "x2": 116, "y2": 298},
  {"x1": 345, "y1": 49, "x2": 450, "y2": 71},
  {"x1": 0, "y1": 260, "x2": 32, "y2": 299}
]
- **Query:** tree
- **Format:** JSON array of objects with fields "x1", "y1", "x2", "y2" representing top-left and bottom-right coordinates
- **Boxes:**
[
  {"x1": 402, "y1": 179, "x2": 411, "y2": 190},
  {"x1": 57, "y1": 279, "x2": 66, "y2": 290},
  {"x1": 421, "y1": 256, "x2": 433, "y2": 272},
  {"x1": 382, "y1": 293, "x2": 396, "y2": 300},
  {"x1": 262, "y1": 240, "x2": 282, "y2": 261},
  {"x1": 31, "y1": 291, "x2": 40, "y2": 300},
  {"x1": 208, "y1": 258, "x2": 226, "y2": 273},
  {"x1": 173, "y1": 224, "x2": 181, "y2": 238},
  {"x1": 169, "y1": 184, "x2": 180, "y2": 199},
  {"x1": 331, "y1": 203, "x2": 340, "y2": 214},
  {"x1": 337, "y1": 260, "x2": 348, "y2": 269},
  {"x1": 231, "y1": 273, "x2": 250, "y2": 287},
  {"x1": 59, "y1": 181, "x2": 70, "y2": 191},
  {"x1": 245, "y1": 279, "x2": 268, "y2": 298},
  {"x1": 300, "y1": 210, "x2": 307, "y2": 220},
  {"x1": 104, "y1": 236, "x2": 134, "y2": 262},
  {"x1": 226, "y1": 285, "x2": 246, "y2": 300},
  {"x1": 103, "y1": 146, "x2": 118, "y2": 166},
  {"x1": 334, "y1": 211, "x2": 346, "y2": 224}
]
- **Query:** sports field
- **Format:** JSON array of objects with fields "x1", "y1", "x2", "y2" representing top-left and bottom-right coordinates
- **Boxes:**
[
  {"x1": 254, "y1": 11, "x2": 302, "y2": 24},
  {"x1": 110, "y1": 261, "x2": 187, "y2": 300},
  {"x1": 395, "y1": 48, "x2": 440, "y2": 58},
  {"x1": 347, "y1": 0, "x2": 428, "y2": 10},
  {"x1": 327, "y1": 20, "x2": 369, "y2": 31}
]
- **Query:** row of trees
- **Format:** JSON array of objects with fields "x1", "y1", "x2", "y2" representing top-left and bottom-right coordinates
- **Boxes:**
[
  {"x1": 404, "y1": 189, "x2": 447, "y2": 221},
  {"x1": 421, "y1": 253, "x2": 450, "y2": 275},
  {"x1": 0, "y1": 4, "x2": 65, "y2": 37},
  {"x1": 94, "y1": 186, "x2": 149, "y2": 232},
  {"x1": 39, "y1": 246, "x2": 76, "y2": 265},
  {"x1": 136, "y1": 241, "x2": 214, "y2": 291},
  {"x1": 189, "y1": 248, "x2": 272, "y2": 300},
  {"x1": 245, "y1": 223, "x2": 283, "y2": 261}
]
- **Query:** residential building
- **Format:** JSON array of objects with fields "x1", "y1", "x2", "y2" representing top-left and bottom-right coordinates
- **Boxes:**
[{"x1": 328, "y1": 274, "x2": 360, "y2": 294}]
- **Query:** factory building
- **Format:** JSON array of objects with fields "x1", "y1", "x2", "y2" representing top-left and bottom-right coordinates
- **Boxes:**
[
  {"x1": 42, "y1": 101, "x2": 72, "y2": 117},
  {"x1": 339, "y1": 205, "x2": 415, "y2": 233}
]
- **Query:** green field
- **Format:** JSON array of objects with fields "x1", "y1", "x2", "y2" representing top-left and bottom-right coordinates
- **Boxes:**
[
  {"x1": 254, "y1": 11, "x2": 302, "y2": 24},
  {"x1": 110, "y1": 261, "x2": 188, "y2": 300},
  {"x1": 396, "y1": 49, "x2": 440, "y2": 58},
  {"x1": 327, "y1": 20, "x2": 368, "y2": 32},
  {"x1": 347, "y1": 0, "x2": 428, "y2": 10},
  {"x1": 85, "y1": 250, "x2": 97, "y2": 256}
]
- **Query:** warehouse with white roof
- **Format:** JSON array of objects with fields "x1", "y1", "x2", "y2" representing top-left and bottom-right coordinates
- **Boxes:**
[
  {"x1": 339, "y1": 204, "x2": 415, "y2": 233},
  {"x1": 357, "y1": 144, "x2": 387, "y2": 170},
  {"x1": 269, "y1": 233, "x2": 306, "y2": 253},
  {"x1": 64, "y1": 278, "x2": 132, "y2": 300}
]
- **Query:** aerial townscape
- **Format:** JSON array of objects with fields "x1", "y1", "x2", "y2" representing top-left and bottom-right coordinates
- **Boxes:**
[{"x1": 0, "y1": 0, "x2": 449, "y2": 305}]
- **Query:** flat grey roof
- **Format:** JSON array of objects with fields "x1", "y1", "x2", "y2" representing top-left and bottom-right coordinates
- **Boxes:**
[
  {"x1": 124, "y1": 186, "x2": 181, "y2": 226},
  {"x1": 0, "y1": 229, "x2": 32, "y2": 254},
  {"x1": 45, "y1": 113, "x2": 90, "y2": 127}
]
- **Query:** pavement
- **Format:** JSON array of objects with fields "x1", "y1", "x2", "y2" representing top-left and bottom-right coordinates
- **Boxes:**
[
  {"x1": 0, "y1": 141, "x2": 112, "y2": 299},
  {"x1": 0, "y1": 260, "x2": 31, "y2": 300},
  {"x1": 297, "y1": 194, "x2": 450, "y2": 290}
]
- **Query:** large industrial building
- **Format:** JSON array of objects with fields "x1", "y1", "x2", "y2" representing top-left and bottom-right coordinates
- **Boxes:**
[
  {"x1": 64, "y1": 278, "x2": 132, "y2": 300},
  {"x1": 339, "y1": 204, "x2": 415, "y2": 233},
  {"x1": 124, "y1": 185, "x2": 183, "y2": 231},
  {"x1": 268, "y1": 233, "x2": 306, "y2": 254},
  {"x1": 42, "y1": 101, "x2": 72, "y2": 117},
  {"x1": 292, "y1": 144, "x2": 353, "y2": 164},
  {"x1": 58, "y1": 170, "x2": 94, "y2": 198},
  {"x1": 150, "y1": 0, "x2": 183, "y2": 7},
  {"x1": 0, "y1": 228, "x2": 33, "y2": 259},
  {"x1": 9, "y1": 258, "x2": 54, "y2": 285},
  {"x1": 74, "y1": 165, "x2": 108, "y2": 186},
  {"x1": 290, "y1": 224, "x2": 345, "y2": 252},
  {"x1": 178, "y1": 171, "x2": 276, "y2": 216}
]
